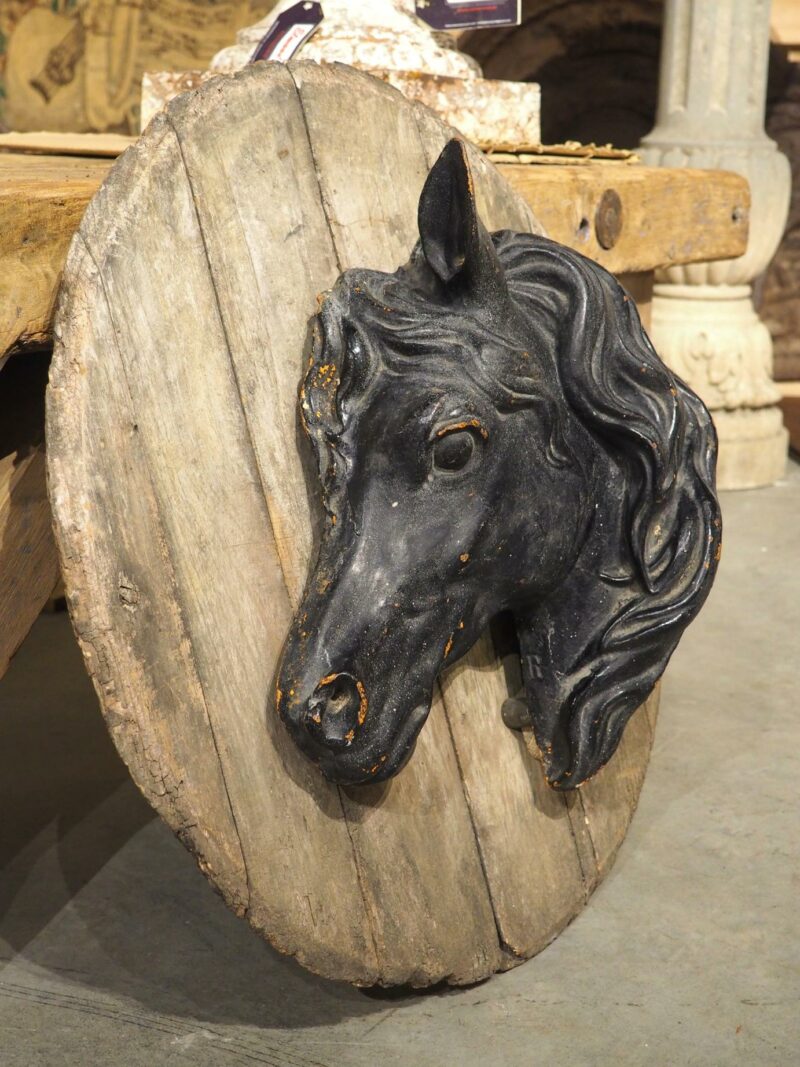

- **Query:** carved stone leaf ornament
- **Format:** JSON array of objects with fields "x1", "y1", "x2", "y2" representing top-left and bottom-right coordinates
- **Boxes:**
[{"x1": 47, "y1": 62, "x2": 706, "y2": 987}]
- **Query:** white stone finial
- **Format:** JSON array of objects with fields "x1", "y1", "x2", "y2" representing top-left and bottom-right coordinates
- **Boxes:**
[
  {"x1": 143, "y1": 0, "x2": 539, "y2": 149},
  {"x1": 210, "y1": 0, "x2": 481, "y2": 80}
]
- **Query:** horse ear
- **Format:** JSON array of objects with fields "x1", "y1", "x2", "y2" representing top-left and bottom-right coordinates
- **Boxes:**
[{"x1": 418, "y1": 139, "x2": 508, "y2": 308}]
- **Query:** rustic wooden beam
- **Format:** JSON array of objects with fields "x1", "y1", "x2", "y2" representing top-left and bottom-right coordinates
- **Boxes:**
[
  {"x1": 0, "y1": 154, "x2": 111, "y2": 358},
  {"x1": 498, "y1": 163, "x2": 750, "y2": 274},
  {"x1": 0, "y1": 131, "x2": 135, "y2": 157},
  {"x1": 0, "y1": 148, "x2": 749, "y2": 360}
]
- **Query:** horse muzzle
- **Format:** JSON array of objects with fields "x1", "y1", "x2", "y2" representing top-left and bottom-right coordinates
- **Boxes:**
[
  {"x1": 274, "y1": 524, "x2": 477, "y2": 784},
  {"x1": 276, "y1": 649, "x2": 433, "y2": 785}
]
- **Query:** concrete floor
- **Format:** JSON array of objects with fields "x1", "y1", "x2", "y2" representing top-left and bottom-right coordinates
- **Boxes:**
[{"x1": 1, "y1": 463, "x2": 798, "y2": 1067}]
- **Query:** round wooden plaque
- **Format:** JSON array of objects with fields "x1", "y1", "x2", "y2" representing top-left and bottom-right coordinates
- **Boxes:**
[{"x1": 47, "y1": 61, "x2": 658, "y2": 987}]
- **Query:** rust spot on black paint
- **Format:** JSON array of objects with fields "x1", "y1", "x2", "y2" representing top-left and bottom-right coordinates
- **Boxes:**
[
  {"x1": 436, "y1": 418, "x2": 488, "y2": 440},
  {"x1": 356, "y1": 680, "x2": 368, "y2": 725}
]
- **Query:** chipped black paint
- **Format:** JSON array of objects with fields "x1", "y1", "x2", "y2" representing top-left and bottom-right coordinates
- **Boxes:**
[{"x1": 275, "y1": 139, "x2": 721, "y2": 789}]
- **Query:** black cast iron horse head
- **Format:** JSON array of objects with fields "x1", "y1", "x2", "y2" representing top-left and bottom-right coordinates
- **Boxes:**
[{"x1": 276, "y1": 139, "x2": 720, "y2": 790}]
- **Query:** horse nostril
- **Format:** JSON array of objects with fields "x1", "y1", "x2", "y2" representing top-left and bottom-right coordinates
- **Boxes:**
[{"x1": 304, "y1": 672, "x2": 366, "y2": 752}]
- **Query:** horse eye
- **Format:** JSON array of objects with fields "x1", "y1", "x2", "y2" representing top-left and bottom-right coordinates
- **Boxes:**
[{"x1": 433, "y1": 429, "x2": 477, "y2": 472}]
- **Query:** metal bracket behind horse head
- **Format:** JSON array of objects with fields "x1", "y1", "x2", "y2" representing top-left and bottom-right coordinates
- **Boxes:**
[{"x1": 276, "y1": 139, "x2": 721, "y2": 790}]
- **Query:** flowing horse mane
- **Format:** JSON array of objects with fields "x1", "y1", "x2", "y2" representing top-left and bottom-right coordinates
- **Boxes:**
[{"x1": 295, "y1": 142, "x2": 721, "y2": 788}]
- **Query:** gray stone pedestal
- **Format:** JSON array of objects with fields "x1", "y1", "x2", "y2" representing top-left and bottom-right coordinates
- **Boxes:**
[{"x1": 641, "y1": 0, "x2": 790, "y2": 489}]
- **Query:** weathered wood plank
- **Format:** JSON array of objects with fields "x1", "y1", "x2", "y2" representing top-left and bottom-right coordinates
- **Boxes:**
[
  {"x1": 500, "y1": 162, "x2": 750, "y2": 274},
  {"x1": 161, "y1": 61, "x2": 501, "y2": 985},
  {"x1": 292, "y1": 60, "x2": 502, "y2": 985},
  {"x1": 47, "y1": 241, "x2": 249, "y2": 908},
  {"x1": 439, "y1": 637, "x2": 587, "y2": 960},
  {"x1": 53, "y1": 111, "x2": 377, "y2": 981},
  {"x1": 340, "y1": 691, "x2": 504, "y2": 986},
  {"x1": 0, "y1": 154, "x2": 110, "y2": 357},
  {"x1": 576, "y1": 690, "x2": 659, "y2": 883},
  {"x1": 164, "y1": 63, "x2": 334, "y2": 605},
  {"x1": 411, "y1": 106, "x2": 590, "y2": 957},
  {"x1": 0, "y1": 132, "x2": 136, "y2": 156}
]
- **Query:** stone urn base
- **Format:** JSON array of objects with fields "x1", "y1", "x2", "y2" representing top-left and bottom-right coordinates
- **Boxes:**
[
  {"x1": 650, "y1": 283, "x2": 788, "y2": 490},
  {"x1": 713, "y1": 409, "x2": 789, "y2": 491}
]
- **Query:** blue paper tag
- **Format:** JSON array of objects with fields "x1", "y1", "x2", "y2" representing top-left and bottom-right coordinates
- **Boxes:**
[
  {"x1": 415, "y1": 0, "x2": 520, "y2": 30},
  {"x1": 251, "y1": 2, "x2": 324, "y2": 63}
]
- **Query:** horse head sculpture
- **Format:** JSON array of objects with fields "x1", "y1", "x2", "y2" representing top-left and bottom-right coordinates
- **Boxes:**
[{"x1": 276, "y1": 139, "x2": 721, "y2": 790}]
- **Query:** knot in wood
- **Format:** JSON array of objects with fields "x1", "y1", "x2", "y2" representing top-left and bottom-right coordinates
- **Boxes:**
[{"x1": 595, "y1": 188, "x2": 623, "y2": 250}]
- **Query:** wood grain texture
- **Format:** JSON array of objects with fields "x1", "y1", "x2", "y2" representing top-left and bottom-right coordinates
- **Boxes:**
[
  {"x1": 412, "y1": 105, "x2": 588, "y2": 960},
  {"x1": 577, "y1": 692, "x2": 659, "y2": 884},
  {"x1": 500, "y1": 162, "x2": 750, "y2": 274},
  {"x1": 51, "y1": 105, "x2": 376, "y2": 981},
  {"x1": 47, "y1": 62, "x2": 657, "y2": 986},
  {"x1": 0, "y1": 132, "x2": 136, "y2": 157},
  {"x1": 0, "y1": 154, "x2": 111, "y2": 357},
  {"x1": 48, "y1": 241, "x2": 252, "y2": 914},
  {"x1": 440, "y1": 637, "x2": 587, "y2": 961},
  {"x1": 292, "y1": 63, "x2": 501, "y2": 985}
]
